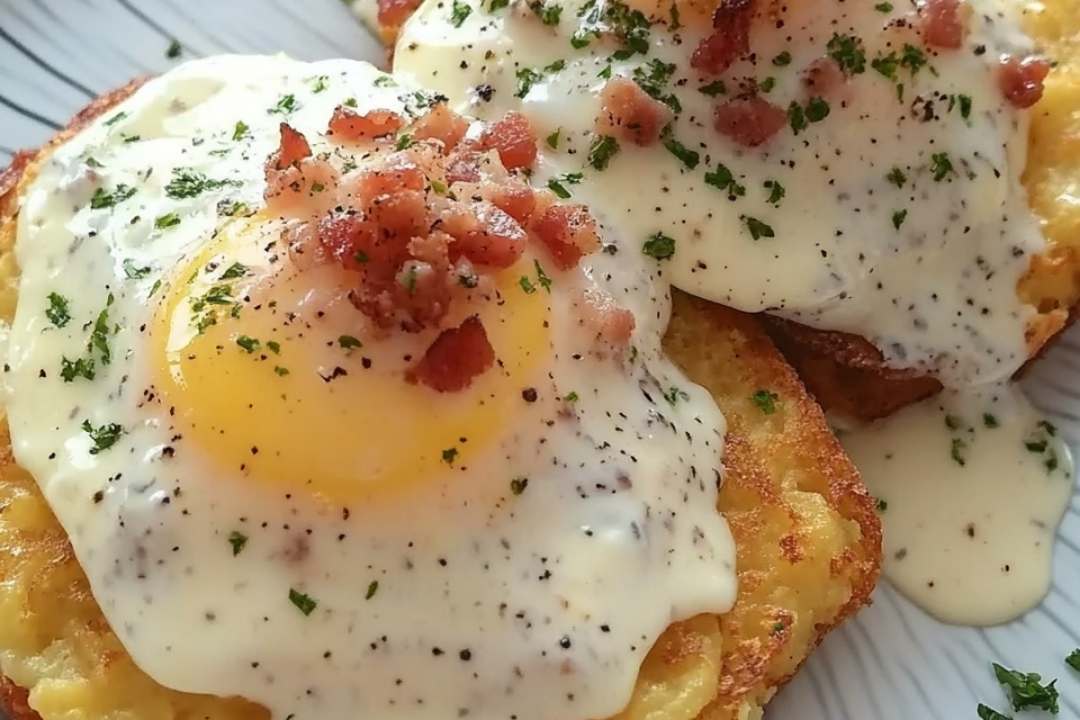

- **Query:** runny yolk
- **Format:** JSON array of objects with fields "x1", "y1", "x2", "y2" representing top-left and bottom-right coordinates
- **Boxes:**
[{"x1": 151, "y1": 216, "x2": 551, "y2": 505}]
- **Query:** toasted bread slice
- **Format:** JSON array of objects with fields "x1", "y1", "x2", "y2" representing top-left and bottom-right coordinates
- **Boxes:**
[{"x1": 0, "y1": 81, "x2": 879, "y2": 720}]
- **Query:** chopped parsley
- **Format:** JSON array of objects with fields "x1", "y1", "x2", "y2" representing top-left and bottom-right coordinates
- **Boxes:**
[
  {"x1": 155, "y1": 212, "x2": 181, "y2": 229},
  {"x1": 743, "y1": 216, "x2": 775, "y2": 240},
  {"x1": 519, "y1": 275, "x2": 537, "y2": 294},
  {"x1": 886, "y1": 167, "x2": 907, "y2": 188},
  {"x1": 564, "y1": 391, "x2": 579, "y2": 403},
  {"x1": 165, "y1": 168, "x2": 234, "y2": 199},
  {"x1": 89, "y1": 294, "x2": 114, "y2": 366},
  {"x1": 374, "y1": 75, "x2": 396, "y2": 88},
  {"x1": 930, "y1": 152, "x2": 954, "y2": 181},
  {"x1": 165, "y1": 38, "x2": 182, "y2": 59},
  {"x1": 588, "y1": 135, "x2": 620, "y2": 170},
  {"x1": 269, "y1": 93, "x2": 299, "y2": 115},
  {"x1": 220, "y1": 262, "x2": 249, "y2": 280},
  {"x1": 698, "y1": 80, "x2": 727, "y2": 96},
  {"x1": 976, "y1": 705, "x2": 1011, "y2": 720},
  {"x1": 289, "y1": 588, "x2": 318, "y2": 616},
  {"x1": 366, "y1": 581, "x2": 379, "y2": 600},
  {"x1": 764, "y1": 179, "x2": 785, "y2": 206},
  {"x1": 900, "y1": 43, "x2": 928, "y2": 75},
  {"x1": 232, "y1": 120, "x2": 250, "y2": 141},
  {"x1": 510, "y1": 477, "x2": 529, "y2": 495},
  {"x1": 751, "y1": 389, "x2": 778, "y2": 414},
  {"x1": 663, "y1": 386, "x2": 690, "y2": 405},
  {"x1": 992, "y1": 663, "x2": 1059, "y2": 713},
  {"x1": 871, "y1": 52, "x2": 900, "y2": 80},
  {"x1": 236, "y1": 335, "x2": 260, "y2": 353},
  {"x1": 805, "y1": 96, "x2": 830, "y2": 122},
  {"x1": 772, "y1": 50, "x2": 792, "y2": 66},
  {"x1": 442, "y1": 447, "x2": 459, "y2": 464},
  {"x1": 546, "y1": 128, "x2": 561, "y2": 149},
  {"x1": 663, "y1": 134, "x2": 700, "y2": 169},
  {"x1": 827, "y1": 33, "x2": 867, "y2": 75},
  {"x1": 104, "y1": 111, "x2": 127, "y2": 127},
  {"x1": 450, "y1": 0, "x2": 472, "y2": 26},
  {"x1": 90, "y1": 184, "x2": 136, "y2": 209},
  {"x1": 892, "y1": 209, "x2": 908, "y2": 229},
  {"x1": 547, "y1": 172, "x2": 583, "y2": 198},
  {"x1": 1066, "y1": 649, "x2": 1080, "y2": 672},
  {"x1": 875, "y1": 1, "x2": 893, "y2": 10},
  {"x1": 983, "y1": 413, "x2": 999, "y2": 428},
  {"x1": 123, "y1": 259, "x2": 151, "y2": 279},
  {"x1": 228, "y1": 531, "x2": 248, "y2": 556},
  {"x1": 529, "y1": 0, "x2": 562, "y2": 24},
  {"x1": 705, "y1": 163, "x2": 745, "y2": 198},
  {"x1": 46, "y1": 292, "x2": 71, "y2": 328},
  {"x1": 274, "y1": 366, "x2": 290, "y2": 376},
  {"x1": 61, "y1": 356, "x2": 95, "y2": 382},
  {"x1": 876, "y1": 498, "x2": 888, "y2": 513},
  {"x1": 339, "y1": 335, "x2": 363, "y2": 350},
  {"x1": 395, "y1": 134, "x2": 414, "y2": 151},
  {"x1": 642, "y1": 232, "x2": 675, "y2": 260},
  {"x1": 310, "y1": 74, "x2": 330, "y2": 93},
  {"x1": 515, "y1": 68, "x2": 544, "y2": 98},
  {"x1": 82, "y1": 419, "x2": 123, "y2": 454},
  {"x1": 534, "y1": 260, "x2": 552, "y2": 292},
  {"x1": 788, "y1": 102, "x2": 807, "y2": 134},
  {"x1": 633, "y1": 59, "x2": 680, "y2": 111}
]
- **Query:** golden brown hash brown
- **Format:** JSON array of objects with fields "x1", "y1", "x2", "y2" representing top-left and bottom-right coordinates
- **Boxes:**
[
  {"x1": 0, "y1": 82, "x2": 879, "y2": 720},
  {"x1": 748, "y1": 5, "x2": 1080, "y2": 421}
]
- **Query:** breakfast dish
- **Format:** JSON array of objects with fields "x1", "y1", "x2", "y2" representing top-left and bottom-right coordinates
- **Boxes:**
[
  {"x1": 0, "y1": 0, "x2": 1077, "y2": 716},
  {"x1": 0, "y1": 53, "x2": 877, "y2": 720}
]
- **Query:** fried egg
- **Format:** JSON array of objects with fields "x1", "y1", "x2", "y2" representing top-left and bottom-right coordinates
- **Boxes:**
[
  {"x1": 4, "y1": 55, "x2": 735, "y2": 719},
  {"x1": 392, "y1": 0, "x2": 1048, "y2": 387}
]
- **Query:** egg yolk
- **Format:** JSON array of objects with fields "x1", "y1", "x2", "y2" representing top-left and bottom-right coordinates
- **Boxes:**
[{"x1": 152, "y1": 216, "x2": 551, "y2": 505}]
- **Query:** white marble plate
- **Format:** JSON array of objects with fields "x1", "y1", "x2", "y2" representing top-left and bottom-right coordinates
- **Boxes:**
[{"x1": 0, "y1": 0, "x2": 1077, "y2": 718}]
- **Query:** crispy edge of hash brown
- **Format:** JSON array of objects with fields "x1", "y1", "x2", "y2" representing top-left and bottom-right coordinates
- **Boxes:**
[{"x1": 0, "y1": 81, "x2": 879, "y2": 720}]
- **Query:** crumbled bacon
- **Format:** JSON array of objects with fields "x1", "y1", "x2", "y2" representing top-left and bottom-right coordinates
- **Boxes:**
[
  {"x1": 356, "y1": 153, "x2": 426, "y2": 205},
  {"x1": 596, "y1": 77, "x2": 672, "y2": 146},
  {"x1": 270, "y1": 123, "x2": 312, "y2": 170},
  {"x1": 690, "y1": 0, "x2": 754, "y2": 75},
  {"x1": 920, "y1": 0, "x2": 967, "y2": 49},
  {"x1": 412, "y1": 104, "x2": 470, "y2": 150},
  {"x1": 445, "y1": 150, "x2": 484, "y2": 184},
  {"x1": 714, "y1": 95, "x2": 787, "y2": 147},
  {"x1": 479, "y1": 112, "x2": 537, "y2": 170},
  {"x1": 580, "y1": 288, "x2": 635, "y2": 348},
  {"x1": 328, "y1": 106, "x2": 405, "y2": 142},
  {"x1": 441, "y1": 202, "x2": 527, "y2": 268},
  {"x1": 532, "y1": 204, "x2": 601, "y2": 270},
  {"x1": 378, "y1": 0, "x2": 422, "y2": 27},
  {"x1": 408, "y1": 316, "x2": 495, "y2": 392},
  {"x1": 802, "y1": 58, "x2": 846, "y2": 98},
  {"x1": 998, "y1": 54, "x2": 1050, "y2": 109},
  {"x1": 485, "y1": 180, "x2": 536, "y2": 223}
]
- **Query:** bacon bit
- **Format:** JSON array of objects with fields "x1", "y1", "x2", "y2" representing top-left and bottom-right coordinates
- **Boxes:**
[
  {"x1": 317, "y1": 213, "x2": 402, "y2": 276},
  {"x1": 580, "y1": 288, "x2": 635, "y2": 348},
  {"x1": 442, "y1": 202, "x2": 527, "y2": 268},
  {"x1": 532, "y1": 204, "x2": 600, "y2": 270},
  {"x1": 378, "y1": 0, "x2": 422, "y2": 26},
  {"x1": 596, "y1": 77, "x2": 672, "y2": 146},
  {"x1": 270, "y1": 123, "x2": 312, "y2": 170},
  {"x1": 479, "y1": 112, "x2": 537, "y2": 170},
  {"x1": 998, "y1": 54, "x2": 1051, "y2": 109},
  {"x1": 408, "y1": 316, "x2": 495, "y2": 392},
  {"x1": 356, "y1": 153, "x2": 426, "y2": 204},
  {"x1": 714, "y1": 95, "x2": 786, "y2": 147},
  {"x1": 920, "y1": 0, "x2": 967, "y2": 49},
  {"x1": 802, "y1": 58, "x2": 846, "y2": 98},
  {"x1": 328, "y1": 105, "x2": 405, "y2": 142},
  {"x1": 412, "y1": 104, "x2": 470, "y2": 150},
  {"x1": 690, "y1": 0, "x2": 754, "y2": 75},
  {"x1": 395, "y1": 259, "x2": 453, "y2": 328},
  {"x1": 445, "y1": 150, "x2": 484, "y2": 184},
  {"x1": 485, "y1": 180, "x2": 536, "y2": 223}
]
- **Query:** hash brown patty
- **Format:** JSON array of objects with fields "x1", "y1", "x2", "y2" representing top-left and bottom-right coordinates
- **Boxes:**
[{"x1": 0, "y1": 81, "x2": 880, "y2": 720}]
